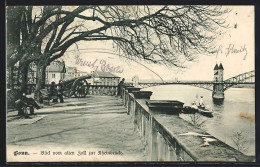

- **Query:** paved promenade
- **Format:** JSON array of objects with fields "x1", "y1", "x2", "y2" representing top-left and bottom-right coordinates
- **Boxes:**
[{"x1": 7, "y1": 96, "x2": 147, "y2": 162}]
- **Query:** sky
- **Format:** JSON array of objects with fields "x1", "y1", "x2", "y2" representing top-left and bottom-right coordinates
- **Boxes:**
[{"x1": 61, "y1": 6, "x2": 254, "y2": 82}]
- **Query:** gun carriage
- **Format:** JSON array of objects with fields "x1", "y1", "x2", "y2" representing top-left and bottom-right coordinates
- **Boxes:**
[{"x1": 61, "y1": 74, "x2": 91, "y2": 98}]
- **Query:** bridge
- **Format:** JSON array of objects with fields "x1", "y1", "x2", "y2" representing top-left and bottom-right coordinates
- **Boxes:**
[
  {"x1": 138, "y1": 70, "x2": 255, "y2": 91},
  {"x1": 135, "y1": 64, "x2": 255, "y2": 101}
]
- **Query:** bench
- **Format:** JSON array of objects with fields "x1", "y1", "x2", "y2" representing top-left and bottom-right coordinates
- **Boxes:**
[
  {"x1": 23, "y1": 105, "x2": 34, "y2": 116},
  {"x1": 39, "y1": 89, "x2": 58, "y2": 105},
  {"x1": 15, "y1": 99, "x2": 34, "y2": 116}
]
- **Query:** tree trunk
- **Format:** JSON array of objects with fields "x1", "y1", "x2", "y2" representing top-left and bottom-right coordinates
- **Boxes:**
[
  {"x1": 34, "y1": 61, "x2": 48, "y2": 103},
  {"x1": 18, "y1": 62, "x2": 30, "y2": 94},
  {"x1": 37, "y1": 65, "x2": 47, "y2": 89},
  {"x1": 7, "y1": 66, "x2": 14, "y2": 90},
  {"x1": 7, "y1": 6, "x2": 22, "y2": 90}
]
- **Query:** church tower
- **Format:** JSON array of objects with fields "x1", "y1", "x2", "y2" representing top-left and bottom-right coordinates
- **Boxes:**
[
  {"x1": 214, "y1": 64, "x2": 219, "y2": 81},
  {"x1": 212, "y1": 63, "x2": 224, "y2": 101},
  {"x1": 218, "y1": 63, "x2": 224, "y2": 82}
]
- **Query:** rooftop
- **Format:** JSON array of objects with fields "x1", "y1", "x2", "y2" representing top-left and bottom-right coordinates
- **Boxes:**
[
  {"x1": 214, "y1": 64, "x2": 219, "y2": 70},
  {"x1": 92, "y1": 71, "x2": 120, "y2": 78},
  {"x1": 66, "y1": 66, "x2": 77, "y2": 71},
  {"x1": 214, "y1": 63, "x2": 224, "y2": 70},
  {"x1": 47, "y1": 61, "x2": 66, "y2": 73},
  {"x1": 218, "y1": 63, "x2": 224, "y2": 70}
]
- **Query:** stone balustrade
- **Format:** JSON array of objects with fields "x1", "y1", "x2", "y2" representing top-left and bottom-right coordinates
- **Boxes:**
[
  {"x1": 120, "y1": 85, "x2": 253, "y2": 162},
  {"x1": 18, "y1": 84, "x2": 119, "y2": 96},
  {"x1": 88, "y1": 85, "x2": 118, "y2": 96}
]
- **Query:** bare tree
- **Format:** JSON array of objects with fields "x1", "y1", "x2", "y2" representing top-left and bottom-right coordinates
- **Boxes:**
[
  {"x1": 6, "y1": 5, "x2": 230, "y2": 97},
  {"x1": 189, "y1": 113, "x2": 206, "y2": 128},
  {"x1": 230, "y1": 131, "x2": 248, "y2": 153},
  {"x1": 6, "y1": 6, "x2": 89, "y2": 92}
]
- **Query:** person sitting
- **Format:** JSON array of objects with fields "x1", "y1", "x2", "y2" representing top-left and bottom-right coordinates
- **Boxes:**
[
  {"x1": 15, "y1": 93, "x2": 40, "y2": 116},
  {"x1": 191, "y1": 101, "x2": 198, "y2": 109},
  {"x1": 49, "y1": 82, "x2": 64, "y2": 103}
]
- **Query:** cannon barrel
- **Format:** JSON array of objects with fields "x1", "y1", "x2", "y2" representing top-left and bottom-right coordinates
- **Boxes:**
[{"x1": 62, "y1": 74, "x2": 92, "y2": 85}]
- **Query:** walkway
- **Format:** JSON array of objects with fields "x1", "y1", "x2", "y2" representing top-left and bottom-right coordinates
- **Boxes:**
[{"x1": 7, "y1": 96, "x2": 147, "y2": 162}]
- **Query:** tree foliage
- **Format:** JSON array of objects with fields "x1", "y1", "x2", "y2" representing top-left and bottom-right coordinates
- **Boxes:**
[
  {"x1": 6, "y1": 5, "x2": 230, "y2": 91},
  {"x1": 8, "y1": 5, "x2": 230, "y2": 66}
]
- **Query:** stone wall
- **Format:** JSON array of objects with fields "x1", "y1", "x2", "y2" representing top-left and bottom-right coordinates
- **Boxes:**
[{"x1": 121, "y1": 85, "x2": 253, "y2": 162}]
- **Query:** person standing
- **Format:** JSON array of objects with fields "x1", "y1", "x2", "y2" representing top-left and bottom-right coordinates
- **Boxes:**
[
  {"x1": 199, "y1": 96, "x2": 204, "y2": 107},
  {"x1": 49, "y1": 82, "x2": 64, "y2": 103},
  {"x1": 57, "y1": 80, "x2": 65, "y2": 103},
  {"x1": 117, "y1": 78, "x2": 125, "y2": 97}
]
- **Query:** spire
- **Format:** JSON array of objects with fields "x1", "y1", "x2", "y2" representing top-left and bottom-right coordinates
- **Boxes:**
[
  {"x1": 214, "y1": 64, "x2": 219, "y2": 70},
  {"x1": 219, "y1": 63, "x2": 224, "y2": 70}
]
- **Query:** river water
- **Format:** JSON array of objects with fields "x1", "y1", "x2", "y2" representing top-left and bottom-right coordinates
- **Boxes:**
[{"x1": 142, "y1": 85, "x2": 255, "y2": 156}]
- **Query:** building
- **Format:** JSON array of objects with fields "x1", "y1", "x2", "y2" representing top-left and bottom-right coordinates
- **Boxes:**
[
  {"x1": 213, "y1": 63, "x2": 224, "y2": 82},
  {"x1": 132, "y1": 75, "x2": 139, "y2": 87},
  {"x1": 10, "y1": 61, "x2": 71, "y2": 87},
  {"x1": 213, "y1": 63, "x2": 224, "y2": 100},
  {"x1": 65, "y1": 66, "x2": 77, "y2": 80},
  {"x1": 76, "y1": 70, "x2": 88, "y2": 77},
  {"x1": 90, "y1": 71, "x2": 120, "y2": 86},
  {"x1": 46, "y1": 61, "x2": 66, "y2": 84}
]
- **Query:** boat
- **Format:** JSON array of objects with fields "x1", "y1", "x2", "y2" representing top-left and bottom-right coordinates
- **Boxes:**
[
  {"x1": 197, "y1": 105, "x2": 213, "y2": 117},
  {"x1": 182, "y1": 102, "x2": 213, "y2": 117},
  {"x1": 182, "y1": 102, "x2": 197, "y2": 114}
]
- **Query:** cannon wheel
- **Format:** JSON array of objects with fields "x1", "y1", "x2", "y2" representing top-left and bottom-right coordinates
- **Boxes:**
[
  {"x1": 63, "y1": 87, "x2": 73, "y2": 97},
  {"x1": 62, "y1": 83, "x2": 73, "y2": 97},
  {"x1": 73, "y1": 79, "x2": 90, "y2": 98}
]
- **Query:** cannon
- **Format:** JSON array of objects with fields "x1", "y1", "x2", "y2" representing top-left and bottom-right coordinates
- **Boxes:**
[{"x1": 61, "y1": 74, "x2": 92, "y2": 98}]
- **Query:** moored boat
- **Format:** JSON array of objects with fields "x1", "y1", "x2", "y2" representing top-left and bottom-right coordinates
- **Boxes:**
[
  {"x1": 197, "y1": 105, "x2": 213, "y2": 117},
  {"x1": 182, "y1": 106, "x2": 197, "y2": 114},
  {"x1": 182, "y1": 102, "x2": 213, "y2": 117}
]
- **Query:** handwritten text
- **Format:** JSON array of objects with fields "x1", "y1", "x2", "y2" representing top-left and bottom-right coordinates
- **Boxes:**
[
  {"x1": 216, "y1": 44, "x2": 248, "y2": 60},
  {"x1": 75, "y1": 55, "x2": 124, "y2": 73}
]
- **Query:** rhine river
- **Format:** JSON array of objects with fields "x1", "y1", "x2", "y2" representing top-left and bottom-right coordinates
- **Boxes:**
[{"x1": 143, "y1": 85, "x2": 255, "y2": 156}]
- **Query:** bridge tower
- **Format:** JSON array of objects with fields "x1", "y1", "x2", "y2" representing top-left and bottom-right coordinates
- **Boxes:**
[{"x1": 212, "y1": 63, "x2": 224, "y2": 100}]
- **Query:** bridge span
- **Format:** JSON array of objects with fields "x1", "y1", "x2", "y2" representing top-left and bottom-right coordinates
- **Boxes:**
[{"x1": 135, "y1": 67, "x2": 254, "y2": 101}]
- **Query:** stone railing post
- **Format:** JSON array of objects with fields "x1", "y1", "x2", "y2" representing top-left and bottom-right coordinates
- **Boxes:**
[
  {"x1": 125, "y1": 87, "x2": 141, "y2": 115},
  {"x1": 121, "y1": 85, "x2": 126, "y2": 104},
  {"x1": 123, "y1": 85, "x2": 134, "y2": 107},
  {"x1": 150, "y1": 117, "x2": 159, "y2": 161},
  {"x1": 132, "y1": 91, "x2": 153, "y2": 122},
  {"x1": 146, "y1": 100, "x2": 184, "y2": 161},
  {"x1": 130, "y1": 91, "x2": 154, "y2": 159}
]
